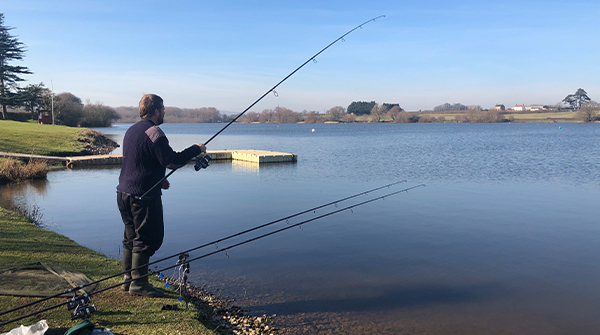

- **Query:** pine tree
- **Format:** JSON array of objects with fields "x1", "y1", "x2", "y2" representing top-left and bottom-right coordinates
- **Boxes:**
[
  {"x1": 0, "y1": 13, "x2": 32, "y2": 119},
  {"x1": 562, "y1": 88, "x2": 591, "y2": 109}
]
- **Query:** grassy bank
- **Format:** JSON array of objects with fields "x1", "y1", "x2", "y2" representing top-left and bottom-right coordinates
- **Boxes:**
[
  {"x1": 351, "y1": 110, "x2": 581, "y2": 123},
  {"x1": 501, "y1": 111, "x2": 578, "y2": 122},
  {"x1": 0, "y1": 207, "x2": 216, "y2": 334},
  {"x1": 414, "y1": 110, "x2": 580, "y2": 123},
  {"x1": 0, "y1": 120, "x2": 116, "y2": 156}
]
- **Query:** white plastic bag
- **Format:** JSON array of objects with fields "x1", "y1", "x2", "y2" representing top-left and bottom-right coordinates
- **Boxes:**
[{"x1": 1, "y1": 320, "x2": 48, "y2": 335}]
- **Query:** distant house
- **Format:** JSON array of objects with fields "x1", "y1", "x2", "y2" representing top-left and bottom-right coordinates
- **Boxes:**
[
  {"x1": 493, "y1": 104, "x2": 505, "y2": 111},
  {"x1": 514, "y1": 104, "x2": 525, "y2": 112},
  {"x1": 37, "y1": 109, "x2": 52, "y2": 124}
]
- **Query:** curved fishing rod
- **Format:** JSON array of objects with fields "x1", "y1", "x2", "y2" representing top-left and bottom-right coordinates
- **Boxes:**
[
  {"x1": 0, "y1": 184, "x2": 424, "y2": 328},
  {"x1": 139, "y1": 15, "x2": 385, "y2": 200},
  {"x1": 1, "y1": 15, "x2": 387, "y2": 326},
  {"x1": 0, "y1": 180, "x2": 404, "y2": 320}
]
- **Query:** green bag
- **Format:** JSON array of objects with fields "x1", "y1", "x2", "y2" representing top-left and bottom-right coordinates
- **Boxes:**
[{"x1": 63, "y1": 319, "x2": 94, "y2": 335}]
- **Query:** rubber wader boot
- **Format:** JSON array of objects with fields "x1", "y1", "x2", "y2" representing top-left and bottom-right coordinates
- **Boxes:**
[
  {"x1": 129, "y1": 252, "x2": 164, "y2": 297},
  {"x1": 122, "y1": 248, "x2": 132, "y2": 291}
]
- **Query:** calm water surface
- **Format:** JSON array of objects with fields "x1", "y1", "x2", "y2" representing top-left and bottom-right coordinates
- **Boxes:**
[{"x1": 2, "y1": 123, "x2": 600, "y2": 334}]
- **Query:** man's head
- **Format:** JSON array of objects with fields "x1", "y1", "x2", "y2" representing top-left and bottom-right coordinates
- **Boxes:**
[{"x1": 139, "y1": 94, "x2": 165, "y2": 125}]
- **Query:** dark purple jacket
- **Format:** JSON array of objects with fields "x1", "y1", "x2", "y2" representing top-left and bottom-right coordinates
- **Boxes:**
[{"x1": 117, "y1": 119, "x2": 202, "y2": 197}]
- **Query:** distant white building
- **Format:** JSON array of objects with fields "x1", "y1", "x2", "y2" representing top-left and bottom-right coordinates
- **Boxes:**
[
  {"x1": 525, "y1": 105, "x2": 545, "y2": 111},
  {"x1": 514, "y1": 104, "x2": 525, "y2": 112}
]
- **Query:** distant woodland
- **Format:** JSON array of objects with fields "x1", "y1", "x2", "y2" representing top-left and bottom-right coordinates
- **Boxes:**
[
  {"x1": 114, "y1": 102, "x2": 405, "y2": 124},
  {"x1": 110, "y1": 89, "x2": 600, "y2": 124},
  {"x1": 112, "y1": 97, "x2": 599, "y2": 124},
  {"x1": 115, "y1": 106, "x2": 235, "y2": 123}
]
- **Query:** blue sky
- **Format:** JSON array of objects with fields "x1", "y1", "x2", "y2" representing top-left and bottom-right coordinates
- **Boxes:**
[{"x1": 2, "y1": 0, "x2": 599, "y2": 112}]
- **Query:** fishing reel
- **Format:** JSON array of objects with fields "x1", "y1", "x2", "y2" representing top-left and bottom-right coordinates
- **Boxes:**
[
  {"x1": 194, "y1": 154, "x2": 211, "y2": 171},
  {"x1": 67, "y1": 293, "x2": 96, "y2": 320}
]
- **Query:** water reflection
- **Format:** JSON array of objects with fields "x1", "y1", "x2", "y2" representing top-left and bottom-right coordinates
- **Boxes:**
[
  {"x1": 0, "y1": 179, "x2": 49, "y2": 211},
  {"x1": 231, "y1": 160, "x2": 260, "y2": 174},
  {"x1": 249, "y1": 282, "x2": 503, "y2": 314}
]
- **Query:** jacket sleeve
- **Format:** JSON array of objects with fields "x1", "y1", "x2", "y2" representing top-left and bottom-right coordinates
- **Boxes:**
[{"x1": 146, "y1": 126, "x2": 203, "y2": 169}]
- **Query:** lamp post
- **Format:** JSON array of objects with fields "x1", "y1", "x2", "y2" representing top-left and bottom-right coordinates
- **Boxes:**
[{"x1": 51, "y1": 80, "x2": 54, "y2": 124}]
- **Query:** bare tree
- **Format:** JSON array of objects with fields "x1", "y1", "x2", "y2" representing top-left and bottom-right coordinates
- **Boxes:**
[
  {"x1": 326, "y1": 106, "x2": 346, "y2": 122},
  {"x1": 369, "y1": 103, "x2": 385, "y2": 123},
  {"x1": 272, "y1": 106, "x2": 300, "y2": 123},
  {"x1": 80, "y1": 102, "x2": 120, "y2": 127},
  {"x1": 343, "y1": 113, "x2": 356, "y2": 123},
  {"x1": 577, "y1": 101, "x2": 599, "y2": 122},
  {"x1": 463, "y1": 110, "x2": 505, "y2": 123},
  {"x1": 304, "y1": 111, "x2": 324, "y2": 123},
  {"x1": 259, "y1": 109, "x2": 273, "y2": 123},
  {"x1": 386, "y1": 106, "x2": 402, "y2": 122},
  {"x1": 241, "y1": 111, "x2": 259, "y2": 123}
]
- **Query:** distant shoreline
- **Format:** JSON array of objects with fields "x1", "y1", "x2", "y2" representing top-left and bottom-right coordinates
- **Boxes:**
[{"x1": 112, "y1": 110, "x2": 590, "y2": 124}]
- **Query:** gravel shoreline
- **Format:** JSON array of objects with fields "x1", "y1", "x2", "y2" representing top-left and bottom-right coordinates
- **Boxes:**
[
  {"x1": 77, "y1": 129, "x2": 120, "y2": 155},
  {"x1": 159, "y1": 275, "x2": 278, "y2": 335}
]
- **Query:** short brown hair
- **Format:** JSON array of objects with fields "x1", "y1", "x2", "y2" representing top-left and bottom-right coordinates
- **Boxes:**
[{"x1": 139, "y1": 94, "x2": 163, "y2": 118}]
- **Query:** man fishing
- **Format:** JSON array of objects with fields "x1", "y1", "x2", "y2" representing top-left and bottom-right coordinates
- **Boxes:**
[{"x1": 116, "y1": 94, "x2": 206, "y2": 297}]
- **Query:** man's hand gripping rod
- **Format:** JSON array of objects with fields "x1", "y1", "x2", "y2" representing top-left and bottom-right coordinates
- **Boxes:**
[{"x1": 137, "y1": 15, "x2": 385, "y2": 200}]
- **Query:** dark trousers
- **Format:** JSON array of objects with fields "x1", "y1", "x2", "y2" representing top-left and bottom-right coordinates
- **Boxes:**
[{"x1": 117, "y1": 192, "x2": 164, "y2": 256}]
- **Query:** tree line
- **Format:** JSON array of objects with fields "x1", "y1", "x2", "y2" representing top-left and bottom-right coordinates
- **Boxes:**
[
  {"x1": 53, "y1": 92, "x2": 120, "y2": 127},
  {"x1": 115, "y1": 106, "x2": 233, "y2": 123},
  {"x1": 238, "y1": 106, "x2": 355, "y2": 123},
  {"x1": 433, "y1": 103, "x2": 483, "y2": 112},
  {"x1": 113, "y1": 106, "x2": 354, "y2": 124}
]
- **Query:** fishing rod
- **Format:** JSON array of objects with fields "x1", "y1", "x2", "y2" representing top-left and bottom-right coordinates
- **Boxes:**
[
  {"x1": 0, "y1": 180, "x2": 404, "y2": 320},
  {"x1": 0, "y1": 183, "x2": 424, "y2": 328},
  {"x1": 138, "y1": 15, "x2": 385, "y2": 200}
]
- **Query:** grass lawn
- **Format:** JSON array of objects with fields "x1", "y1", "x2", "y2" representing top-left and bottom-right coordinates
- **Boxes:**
[
  {"x1": 0, "y1": 120, "x2": 90, "y2": 156},
  {"x1": 0, "y1": 207, "x2": 216, "y2": 334},
  {"x1": 353, "y1": 111, "x2": 580, "y2": 123},
  {"x1": 508, "y1": 111, "x2": 577, "y2": 121},
  {"x1": 420, "y1": 113, "x2": 463, "y2": 121}
]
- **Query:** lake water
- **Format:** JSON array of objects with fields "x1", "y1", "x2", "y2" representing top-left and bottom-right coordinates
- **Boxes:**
[{"x1": 2, "y1": 122, "x2": 600, "y2": 334}]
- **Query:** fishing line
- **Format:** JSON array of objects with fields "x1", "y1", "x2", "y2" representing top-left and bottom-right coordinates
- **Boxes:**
[
  {"x1": 0, "y1": 184, "x2": 423, "y2": 328},
  {"x1": 138, "y1": 15, "x2": 385, "y2": 200},
  {"x1": 0, "y1": 180, "x2": 404, "y2": 320}
]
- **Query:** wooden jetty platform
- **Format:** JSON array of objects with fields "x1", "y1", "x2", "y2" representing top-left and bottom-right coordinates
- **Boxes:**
[
  {"x1": 221, "y1": 150, "x2": 297, "y2": 163},
  {"x1": 1, "y1": 150, "x2": 297, "y2": 168},
  {"x1": 0, "y1": 152, "x2": 68, "y2": 163}
]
